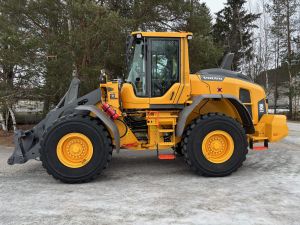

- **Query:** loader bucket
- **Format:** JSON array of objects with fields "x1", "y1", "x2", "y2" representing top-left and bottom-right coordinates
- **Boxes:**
[
  {"x1": 7, "y1": 122, "x2": 45, "y2": 165},
  {"x1": 7, "y1": 76, "x2": 101, "y2": 165}
]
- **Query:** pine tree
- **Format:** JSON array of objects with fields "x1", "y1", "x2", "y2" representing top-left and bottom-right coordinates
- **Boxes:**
[
  {"x1": 213, "y1": 0, "x2": 260, "y2": 70},
  {"x1": 105, "y1": 0, "x2": 222, "y2": 72},
  {"x1": 178, "y1": 1, "x2": 223, "y2": 72},
  {"x1": 0, "y1": 0, "x2": 42, "y2": 130},
  {"x1": 0, "y1": 0, "x2": 225, "y2": 128}
]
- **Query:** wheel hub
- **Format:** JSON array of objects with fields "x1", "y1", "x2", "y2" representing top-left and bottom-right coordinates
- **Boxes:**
[
  {"x1": 56, "y1": 133, "x2": 93, "y2": 168},
  {"x1": 202, "y1": 130, "x2": 234, "y2": 164}
]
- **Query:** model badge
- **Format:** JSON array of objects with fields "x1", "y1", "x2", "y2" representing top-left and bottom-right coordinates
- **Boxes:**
[{"x1": 201, "y1": 75, "x2": 224, "y2": 81}]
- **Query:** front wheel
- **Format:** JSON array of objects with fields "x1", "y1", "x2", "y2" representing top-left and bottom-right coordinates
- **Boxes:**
[
  {"x1": 182, "y1": 113, "x2": 248, "y2": 177},
  {"x1": 40, "y1": 115, "x2": 113, "y2": 183}
]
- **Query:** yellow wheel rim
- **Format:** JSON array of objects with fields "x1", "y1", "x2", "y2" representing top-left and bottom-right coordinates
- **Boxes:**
[
  {"x1": 56, "y1": 133, "x2": 93, "y2": 168},
  {"x1": 202, "y1": 130, "x2": 234, "y2": 164}
]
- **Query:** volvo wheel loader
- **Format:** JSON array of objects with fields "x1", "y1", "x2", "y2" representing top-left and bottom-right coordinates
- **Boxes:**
[{"x1": 8, "y1": 32, "x2": 288, "y2": 183}]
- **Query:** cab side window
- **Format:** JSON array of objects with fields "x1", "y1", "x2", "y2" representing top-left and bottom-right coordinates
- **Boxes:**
[
  {"x1": 151, "y1": 39, "x2": 179, "y2": 97},
  {"x1": 127, "y1": 39, "x2": 147, "y2": 97}
]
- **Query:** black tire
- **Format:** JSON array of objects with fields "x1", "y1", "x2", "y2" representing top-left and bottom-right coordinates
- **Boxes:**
[
  {"x1": 40, "y1": 115, "x2": 113, "y2": 183},
  {"x1": 182, "y1": 113, "x2": 248, "y2": 177},
  {"x1": 173, "y1": 144, "x2": 184, "y2": 156}
]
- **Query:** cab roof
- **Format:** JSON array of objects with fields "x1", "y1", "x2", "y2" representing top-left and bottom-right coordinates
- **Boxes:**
[{"x1": 131, "y1": 31, "x2": 193, "y2": 38}]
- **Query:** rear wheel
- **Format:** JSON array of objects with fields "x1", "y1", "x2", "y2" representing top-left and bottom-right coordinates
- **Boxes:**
[
  {"x1": 182, "y1": 113, "x2": 248, "y2": 177},
  {"x1": 40, "y1": 115, "x2": 113, "y2": 183},
  {"x1": 173, "y1": 144, "x2": 183, "y2": 156}
]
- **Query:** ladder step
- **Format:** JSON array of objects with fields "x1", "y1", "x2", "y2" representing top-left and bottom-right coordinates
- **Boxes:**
[
  {"x1": 159, "y1": 142, "x2": 174, "y2": 146},
  {"x1": 252, "y1": 146, "x2": 268, "y2": 151},
  {"x1": 249, "y1": 138, "x2": 269, "y2": 151},
  {"x1": 158, "y1": 129, "x2": 174, "y2": 133},
  {"x1": 158, "y1": 154, "x2": 176, "y2": 160},
  {"x1": 250, "y1": 136, "x2": 268, "y2": 141}
]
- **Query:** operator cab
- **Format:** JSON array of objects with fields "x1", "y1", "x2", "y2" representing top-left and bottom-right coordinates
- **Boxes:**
[{"x1": 121, "y1": 32, "x2": 192, "y2": 109}]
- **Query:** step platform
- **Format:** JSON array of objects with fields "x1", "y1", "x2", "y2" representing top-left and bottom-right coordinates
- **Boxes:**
[
  {"x1": 158, "y1": 154, "x2": 176, "y2": 160},
  {"x1": 250, "y1": 138, "x2": 269, "y2": 151}
]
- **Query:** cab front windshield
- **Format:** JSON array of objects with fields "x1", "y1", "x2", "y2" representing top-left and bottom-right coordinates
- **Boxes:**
[{"x1": 126, "y1": 38, "x2": 146, "y2": 96}]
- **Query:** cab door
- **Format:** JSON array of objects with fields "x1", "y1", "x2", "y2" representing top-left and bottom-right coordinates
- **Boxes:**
[
  {"x1": 121, "y1": 37, "x2": 150, "y2": 109},
  {"x1": 148, "y1": 38, "x2": 182, "y2": 108}
]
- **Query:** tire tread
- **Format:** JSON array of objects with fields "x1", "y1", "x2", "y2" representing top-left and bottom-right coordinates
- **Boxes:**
[
  {"x1": 40, "y1": 114, "x2": 113, "y2": 183},
  {"x1": 181, "y1": 113, "x2": 248, "y2": 177}
]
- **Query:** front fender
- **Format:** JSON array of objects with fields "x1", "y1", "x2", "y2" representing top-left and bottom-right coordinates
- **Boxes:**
[{"x1": 75, "y1": 105, "x2": 120, "y2": 152}]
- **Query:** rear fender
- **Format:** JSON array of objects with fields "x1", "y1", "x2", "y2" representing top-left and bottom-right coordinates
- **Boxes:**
[
  {"x1": 176, "y1": 94, "x2": 255, "y2": 137},
  {"x1": 75, "y1": 105, "x2": 120, "y2": 152}
]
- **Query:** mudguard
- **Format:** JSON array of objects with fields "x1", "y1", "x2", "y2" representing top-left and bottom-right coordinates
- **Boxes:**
[
  {"x1": 75, "y1": 105, "x2": 120, "y2": 152},
  {"x1": 176, "y1": 94, "x2": 255, "y2": 137}
]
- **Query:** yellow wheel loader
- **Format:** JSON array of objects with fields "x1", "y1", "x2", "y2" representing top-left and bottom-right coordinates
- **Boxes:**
[{"x1": 8, "y1": 32, "x2": 288, "y2": 183}]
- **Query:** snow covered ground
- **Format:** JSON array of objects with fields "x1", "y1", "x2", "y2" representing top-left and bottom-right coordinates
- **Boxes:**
[
  {"x1": 284, "y1": 122, "x2": 300, "y2": 146},
  {"x1": 0, "y1": 122, "x2": 299, "y2": 225}
]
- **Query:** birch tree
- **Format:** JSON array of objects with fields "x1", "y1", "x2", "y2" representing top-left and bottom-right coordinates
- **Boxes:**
[{"x1": 268, "y1": 0, "x2": 300, "y2": 119}]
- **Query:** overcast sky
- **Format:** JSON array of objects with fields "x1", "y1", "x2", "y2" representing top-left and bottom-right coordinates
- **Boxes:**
[
  {"x1": 201, "y1": 0, "x2": 259, "y2": 17},
  {"x1": 201, "y1": 0, "x2": 226, "y2": 15}
]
